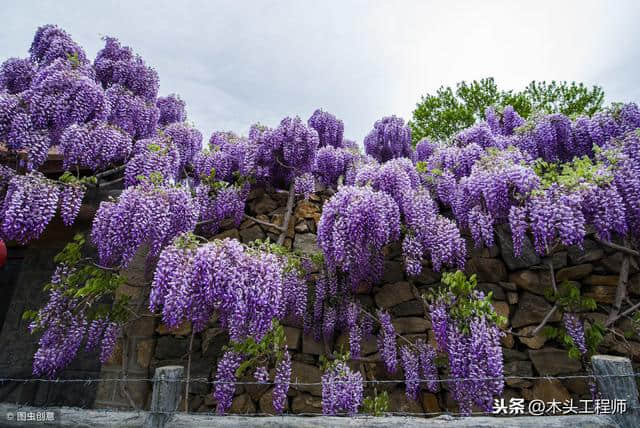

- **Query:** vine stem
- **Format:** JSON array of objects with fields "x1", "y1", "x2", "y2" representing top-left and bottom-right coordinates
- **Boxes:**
[
  {"x1": 593, "y1": 236, "x2": 640, "y2": 257},
  {"x1": 185, "y1": 329, "x2": 195, "y2": 412},
  {"x1": 276, "y1": 182, "x2": 296, "y2": 246},
  {"x1": 243, "y1": 214, "x2": 284, "y2": 231},
  {"x1": 509, "y1": 304, "x2": 559, "y2": 338},
  {"x1": 607, "y1": 238, "x2": 631, "y2": 326}
]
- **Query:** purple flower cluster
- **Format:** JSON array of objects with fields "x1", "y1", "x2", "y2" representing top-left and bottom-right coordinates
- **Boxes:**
[
  {"x1": 150, "y1": 237, "x2": 286, "y2": 339},
  {"x1": 29, "y1": 25, "x2": 88, "y2": 67},
  {"x1": 213, "y1": 350, "x2": 243, "y2": 414},
  {"x1": 414, "y1": 138, "x2": 437, "y2": 162},
  {"x1": 429, "y1": 299, "x2": 504, "y2": 415},
  {"x1": 157, "y1": 94, "x2": 187, "y2": 126},
  {"x1": 105, "y1": 84, "x2": 159, "y2": 140},
  {"x1": 0, "y1": 57, "x2": 36, "y2": 94},
  {"x1": 364, "y1": 115, "x2": 413, "y2": 162},
  {"x1": 59, "y1": 184, "x2": 85, "y2": 227},
  {"x1": 60, "y1": 120, "x2": 133, "y2": 171},
  {"x1": 317, "y1": 185, "x2": 400, "y2": 289},
  {"x1": 195, "y1": 183, "x2": 246, "y2": 235},
  {"x1": 124, "y1": 137, "x2": 181, "y2": 187},
  {"x1": 307, "y1": 109, "x2": 344, "y2": 148},
  {"x1": 563, "y1": 312, "x2": 587, "y2": 355},
  {"x1": 1, "y1": 173, "x2": 59, "y2": 243},
  {"x1": 94, "y1": 36, "x2": 159, "y2": 102},
  {"x1": 163, "y1": 121, "x2": 203, "y2": 170},
  {"x1": 293, "y1": 172, "x2": 315, "y2": 199},
  {"x1": 273, "y1": 350, "x2": 291, "y2": 414},
  {"x1": 321, "y1": 360, "x2": 363, "y2": 415},
  {"x1": 377, "y1": 309, "x2": 397, "y2": 373},
  {"x1": 254, "y1": 366, "x2": 269, "y2": 383},
  {"x1": 313, "y1": 145, "x2": 354, "y2": 187},
  {"x1": 400, "y1": 341, "x2": 440, "y2": 400},
  {"x1": 91, "y1": 183, "x2": 198, "y2": 268}
]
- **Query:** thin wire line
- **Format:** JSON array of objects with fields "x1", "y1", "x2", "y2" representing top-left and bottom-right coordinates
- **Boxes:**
[{"x1": 1, "y1": 372, "x2": 639, "y2": 385}]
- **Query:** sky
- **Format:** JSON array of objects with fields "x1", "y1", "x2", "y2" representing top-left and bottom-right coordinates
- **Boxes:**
[{"x1": 2, "y1": 0, "x2": 639, "y2": 143}]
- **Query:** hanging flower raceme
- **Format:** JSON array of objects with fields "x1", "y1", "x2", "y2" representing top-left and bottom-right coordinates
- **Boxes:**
[
  {"x1": 163, "y1": 121, "x2": 202, "y2": 170},
  {"x1": 313, "y1": 145, "x2": 354, "y2": 187},
  {"x1": 321, "y1": 359, "x2": 364, "y2": 416},
  {"x1": 150, "y1": 236, "x2": 287, "y2": 339},
  {"x1": 364, "y1": 115, "x2": 413, "y2": 162},
  {"x1": 94, "y1": 36, "x2": 159, "y2": 102},
  {"x1": 414, "y1": 138, "x2": 437, "y2": 162},
  {"x1": 1, "y1": 173, "x2": 60, "y2": 244},
  {"x1": 124, "y1": 136, "x2": 181, "y2": 187},
  {"x1": 307, "y1": 108, "x2": 345, "y2": 148},
  {"x1": 317, "y1": 185, "x2": 400, "y2": 289},
  {"x1": 427, "y1": 271, "x2": 505, "y2": 416},
  {"x1": 91, "y1": 183, "x2": 198, "y2": 268},
  {"x1": 377, "y1": 309, "x2": 398, "y2": 373},
  {"x1": 60, "y1": 120, "x2": 133, "y2": 171},
  {"x1": 29, "y1": 25, "x2": 89, "y2": 67},
  {"x1": 563, "y1": 312, "x2": 587, "y2": 356},
  {"x1": 156, "y1": 94, "x2": 187, "y2": 126},
  {"x1": 105, "y1": 84, "x2": 159, "y2": 140},
  {"x1": 0, "y1": 57, "x2": 36, "y2": 94},
  {"x1": 195, "y1": 182, "x2": 247, "y2": 236}
]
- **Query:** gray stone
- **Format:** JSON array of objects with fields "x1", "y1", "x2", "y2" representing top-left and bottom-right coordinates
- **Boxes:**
[
  {"x1": 496, "y1": 224, "x2": 540, "y2": 270},
  {"x1": 568, "y1": 239, "x2": 602, "y2": 264},
  {"x1": 239, "y1": 225, "x2": 266, "y2": 243},
  {"x1": 212, "y1": 228, "x2": 240, "y2": 241},
  {"x1": 504, "y1": 361, "x2": 533, "y2": 388},
  {"x1": 509, "y1": 270, "x2": 547, "y2": 295},
  {"x1": 155, "y1": 336, "x2": 189, "y2": 360},
  {"x1": 592, "y1": 355, "x2": 640, "y2": 428},
  {"x1": 302, "y1": 334, "x2": 324, "y2": 356},
  {"x1": 291, "y1": 361, "x2": 322, "y2": 396},
  {"x1": 388, "y1": 388, "x2": 424, "y2": 413},
  {"x1": 283, "y1": 326, "x2": 302, "y2": 351},
  {"x1": 251, "y1": 196, "x2": 278, "y2": 215},
  {"x1": 511, "y1": 293, "x2": 561, "y2": 329},
  {"x1": 542, "y1": 251, "x2": 568, "y2": 270},
  {"x1": 503, "y1": 348, "x2": 529, "y2": 362},
  {"x1": 202, "y1": 328, "x2": 228, "y2": 358},
  {"x1": 391, "y1": 300, "x2": 425, "y2": 317},
  {"x1": 374, "y1": 282, "x2": 414, "y2": 308},
  {"x1": 382, "y1": 261, "x2": 405, "y2": 283},
  {"x1": 556, "y1": 264, "x2": 593, "y2": 281},
  {"x1": 414, "y1": 265, "x2": 441, "y2": 284},
  {"x1": 477, "y1": 282, "x2": 505, "y2": 300},
  {"x1": 529, "y1": 347, "x2": 582, "y2": 375},
  {"x1": 391, "y1": 317, "x2": 430, "y2": 334},
  {"x1": 465, "y1": 257, "x2": 508, "y2": 282},
  {"x1": 291, "y1": 392, "x2": 322, "y2": 414},
  {"x1": 293, "y1": 233, "x2": 319, "y2": 254}
]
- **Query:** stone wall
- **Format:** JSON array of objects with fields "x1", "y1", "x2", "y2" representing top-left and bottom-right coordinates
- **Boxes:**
[
  {"x1": 147, "y1": 188, "x2": 640, "y2": 415},
  {"x1": 1, "y1": 184, "x2": 638, "y2": 414}
]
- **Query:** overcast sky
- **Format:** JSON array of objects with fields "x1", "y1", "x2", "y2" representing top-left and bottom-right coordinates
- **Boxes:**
[{"x1": 2, "y1": 1, "x2": 639, "y2": 143}]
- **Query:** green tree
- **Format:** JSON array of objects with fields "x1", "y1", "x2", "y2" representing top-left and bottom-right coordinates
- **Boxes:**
[{"x1": 409, "y1": 78, "x2": 605, "y2": 144}]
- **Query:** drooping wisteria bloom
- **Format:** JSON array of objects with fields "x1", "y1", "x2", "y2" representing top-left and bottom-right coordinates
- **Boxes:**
[
  {"x1": 254, "y1": 366, "x2": 270, "y2": 383},
  {"x1": 364, "y1": 115, "x2": 413, "y2": 162},
  {"x1": 213, "y1": 350, "x2": 243, "y2": 414},
  {"x1": 94, "y1": 36, "x2": 159, "y2": 102},
  {"x1": 124, "y1": 136, "x2": 181, "y2": 187},
  {"x1": 60, "y1": 120, "x2": 133, "y2": 171},
  {"x1": 1, "y1": 173, "x2": 60, "y2": 244},
  {"x1": 376, "y1": 309, "x2": 397, "y2": 373},
  {"x1": 0, "y1": 57, "x2": 36, "y2": 94},
  {"x1": 195, "y1": 183, "x2": 246, "y2": 235},
  {"x1": 317, "y1": 186, "x2": 401, "y2": 289},
  {"x1": 308, "y1": 109, "x2": 344, "y2": 148},
  {"x1": 157, "y1": 94, "x2": 187, "y2": 126},
  {"x1": 563, "y1": 312, "x2": 587, "y2": 355},
  {"x1": 105, "y1": 84, "x2": 159, "y2": 140},
  {"x1": 273, "y1": 350, "x2": 291, "y2": 414},
  {"x1": 29, "y1": 25, "x2": 89, "y2": 67},
  {"x1": 321, "y1": 360, "x2": 363, "y2": 415},
  {"x1": 59, "y1": 184, "x2": 85, "y2": 227},
  {"x1": 313, "y1": 145, "x2": 354, "y2": 187},
  {"x1": 91, "y1": 183, "x2": 198, "y2": 268},
  {"x1": 163, "y1": 121, "x2": 202, "y2": 170}
]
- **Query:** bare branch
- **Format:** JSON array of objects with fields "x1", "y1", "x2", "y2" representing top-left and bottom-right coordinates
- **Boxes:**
[
  {"x1": 593, "y1": 236, "x2": 640, "y2": 257},
  {"x1": 243, "y1": 214, "x2": 284, "y2": 231},
  {"x1": 509, "y1": 305, "x2": 559, "y2": 338},
  {"x1": 276, "y1": 182, "x2": 296, "y2": 246}
]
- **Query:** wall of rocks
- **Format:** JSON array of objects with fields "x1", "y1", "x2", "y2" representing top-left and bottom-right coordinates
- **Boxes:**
[
  {"x1": 1, "y1": 182, "x2": 638, "y2": 414},
  {"x1": 145, "y1": 188, "x2": 640, "y2": 415}
]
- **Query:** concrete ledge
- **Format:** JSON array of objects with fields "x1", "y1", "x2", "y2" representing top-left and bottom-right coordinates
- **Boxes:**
[{"x1": 0, "y1": 403, "x2": 618, "y2": 427}]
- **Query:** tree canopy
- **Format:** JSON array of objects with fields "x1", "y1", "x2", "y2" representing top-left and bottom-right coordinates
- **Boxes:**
[{"x1": 409, "y1": 78, "x2": 605, "y2": 144}]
